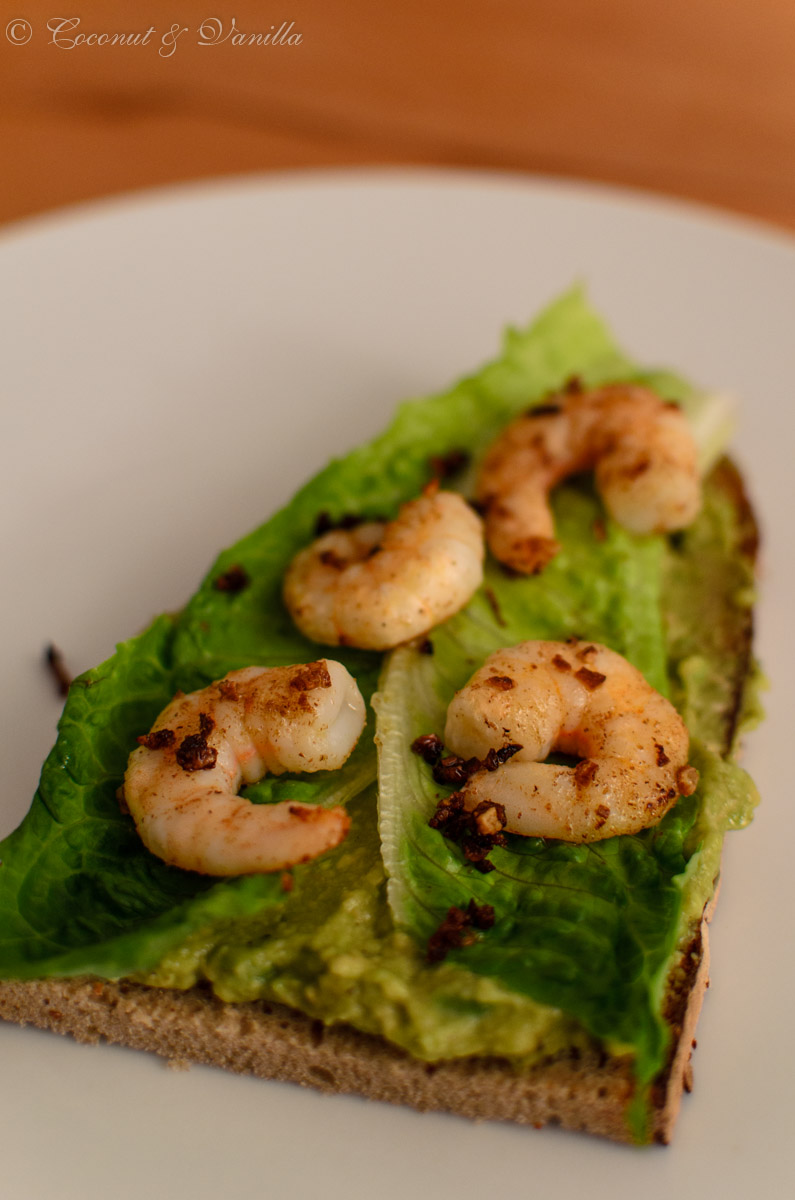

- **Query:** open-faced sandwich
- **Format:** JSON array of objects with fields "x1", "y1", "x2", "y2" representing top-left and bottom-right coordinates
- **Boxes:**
[{"x1": 0, "y1": 289, "x2": 761, "y2": 1144}]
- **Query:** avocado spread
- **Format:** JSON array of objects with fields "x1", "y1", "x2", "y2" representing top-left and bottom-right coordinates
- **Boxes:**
[
  {"x1": 0, "y1": 290, "x2": 760, "y2": 1134},
  {"x1": 137, "y1": 468, "x2": 759, "y2": 1071}
]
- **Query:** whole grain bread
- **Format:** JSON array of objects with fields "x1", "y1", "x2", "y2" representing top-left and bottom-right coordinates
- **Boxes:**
[{"x1": 0, "y1": 908, "x2": 711, "y2": 1144}]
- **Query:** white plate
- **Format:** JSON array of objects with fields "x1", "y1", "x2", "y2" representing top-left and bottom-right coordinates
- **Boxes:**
[{"x1": 1, "y1": 170, "x2": 793, "y2": 1199}]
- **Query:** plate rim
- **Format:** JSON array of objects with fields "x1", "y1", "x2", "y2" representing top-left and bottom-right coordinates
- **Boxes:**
[{"x1": 2, "y1": 164, "x2": 795, "y2": 256}]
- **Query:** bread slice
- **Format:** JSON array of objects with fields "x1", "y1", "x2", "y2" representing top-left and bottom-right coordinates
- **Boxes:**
[
  {"x1": 0, "y1": 911, "x2": 710, "y2": 1144},
  {"x1": 0, "y1": 461, "x2": 758, "y2": 1145}
]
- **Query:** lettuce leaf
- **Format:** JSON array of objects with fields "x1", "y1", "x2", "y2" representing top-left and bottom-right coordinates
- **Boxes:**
[
  {"x1": 0, "y1": 617, "x2": 288, "y2": 977},
  {"x1": 376, "y1": 490, "x2": 682, "y2": 1084}
]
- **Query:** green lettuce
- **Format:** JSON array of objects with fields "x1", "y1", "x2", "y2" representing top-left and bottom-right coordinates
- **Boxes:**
[{"x1": 374, "y1": 481, "x2": 748, "y2": 1090}]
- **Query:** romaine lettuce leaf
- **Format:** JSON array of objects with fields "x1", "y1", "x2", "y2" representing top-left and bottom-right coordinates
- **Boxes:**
[{"x1": 375, "y1": 490, "x2": 682, "y2": 1085}]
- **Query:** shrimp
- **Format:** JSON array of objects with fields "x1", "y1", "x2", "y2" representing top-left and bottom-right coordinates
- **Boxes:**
[
  {"x1": 122, "y1": 660, "x2": 367, "y2": 876},
  {"x1": 443, "y1": 640, "x2": 699, "y2": 842},
  {"x1": 476, "y1": 381, "x2": 701, "y2": 573},
  {"x1": 283, "y1": 484, "x2": 484, "y2": 650}
]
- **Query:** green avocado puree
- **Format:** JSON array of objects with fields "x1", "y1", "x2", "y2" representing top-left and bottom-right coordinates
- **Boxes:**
[{"x1": 139, "y1": 785, "x2": 593, "y2": 1064}]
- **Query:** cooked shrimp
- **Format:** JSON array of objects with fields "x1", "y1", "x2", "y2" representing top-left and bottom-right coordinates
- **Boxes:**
[
  {"x1": 477, "y1": 381, "x2": 701, "y2": 573},
  {"x1": 123, "y1": 660, "x2": 366, "y2": 875},
  {"x1": 283, "y1": 485, "x2": 484, "y2": 650},
  {"x1": 444, "y1": 640, "x2": 698, "y2": 842}
]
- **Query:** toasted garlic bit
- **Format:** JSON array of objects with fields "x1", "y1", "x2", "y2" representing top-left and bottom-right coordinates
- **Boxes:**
[
  {"x1": 283, "y1": 486, "x2": 484, "y2": 650},
  {"x1": 123, "y1": 661, "x2": 366, "y2": 876},
  {"x1": 476, "y1": 382, "x2": 701, "y2": 573},
  {"x1": 444, "y1": 640, "x2": 698, "y2": 843}
]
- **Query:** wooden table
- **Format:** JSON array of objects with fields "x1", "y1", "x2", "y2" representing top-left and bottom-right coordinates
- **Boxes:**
[{"x1": 2, "y1": 0, "x2": 795, "y2": 231}]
